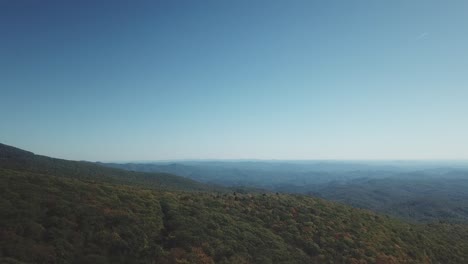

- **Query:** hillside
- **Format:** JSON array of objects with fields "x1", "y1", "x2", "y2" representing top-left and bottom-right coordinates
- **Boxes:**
[
  {"x1": 0, "y1": 143, "x2": 216, "y2": 192},
  {"x1": 1, "y1": 145, "x2": 468, "y2": 263}
]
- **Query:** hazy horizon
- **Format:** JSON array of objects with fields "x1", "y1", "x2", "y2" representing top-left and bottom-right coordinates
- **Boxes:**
[
  {"x1": 7, "y1": 142, "x2": 468, "y2": 165},
  {"x1": 2, "y1": 1, "x2": 467, "y2": 161}
]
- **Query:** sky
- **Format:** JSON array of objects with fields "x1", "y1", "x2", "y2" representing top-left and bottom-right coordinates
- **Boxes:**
[{"x1": 1, "y1": 0, "x2": 467, "y2": 161}]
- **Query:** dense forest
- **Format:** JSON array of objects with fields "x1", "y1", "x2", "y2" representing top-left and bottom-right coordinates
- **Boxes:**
[{"x1": 1, "y1": 144, "x2": 468, "y2": 263}]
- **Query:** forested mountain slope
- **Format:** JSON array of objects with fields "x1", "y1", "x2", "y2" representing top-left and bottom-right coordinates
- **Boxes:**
[
  {"x1": 0, "y1": 143, "x2": 215, "y2": 192},
  {"x1": 1, "y1": 145, "x2": 468, "y2": 263}
]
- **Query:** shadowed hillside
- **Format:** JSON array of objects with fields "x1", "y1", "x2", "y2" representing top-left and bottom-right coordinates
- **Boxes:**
[{"x1": 0, "y1": 143, "x2": 217, "y2": 192}]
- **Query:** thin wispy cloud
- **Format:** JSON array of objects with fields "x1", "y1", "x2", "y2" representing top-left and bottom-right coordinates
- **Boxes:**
[{"x1": 416, "y1": 32, "x2": 429, "y2": 40}]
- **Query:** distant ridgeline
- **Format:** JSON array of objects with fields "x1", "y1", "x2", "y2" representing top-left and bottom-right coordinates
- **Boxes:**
[
  {"x1": 105, "y1": 160, "x2": 468, "y2": 224},
  {"x1": 1, "y1": 143, "x2": 468, "y2": 264}
]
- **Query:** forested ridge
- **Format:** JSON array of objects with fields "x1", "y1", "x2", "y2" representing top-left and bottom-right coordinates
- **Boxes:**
[
  {"x1": 0, "y1": 143, "x2": 218, "y2": 192},
  {"x1": 1, "y1": 144, "x2": 468, "y2": 263}
]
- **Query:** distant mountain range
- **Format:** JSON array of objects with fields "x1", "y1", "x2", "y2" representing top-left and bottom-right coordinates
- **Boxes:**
[{"x1": 103, "y1": 160, "x2": 468, "y2": 223}]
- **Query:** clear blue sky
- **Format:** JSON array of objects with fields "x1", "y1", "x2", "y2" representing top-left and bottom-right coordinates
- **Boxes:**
[{"x1": 1, "y1": 0, "x2": 467, "y2": 161}]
